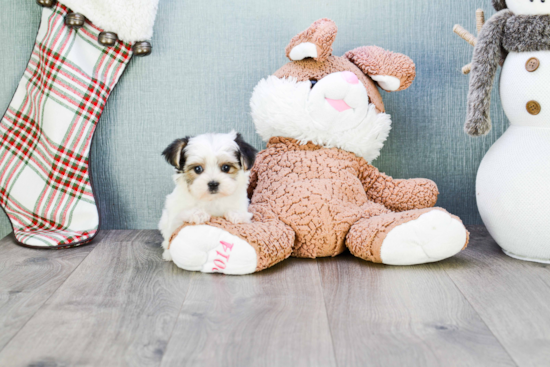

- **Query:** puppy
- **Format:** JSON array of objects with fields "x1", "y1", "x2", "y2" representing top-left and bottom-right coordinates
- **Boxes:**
[{"x1": 158, "y1": 131, "x2": 257, "y2": 261}]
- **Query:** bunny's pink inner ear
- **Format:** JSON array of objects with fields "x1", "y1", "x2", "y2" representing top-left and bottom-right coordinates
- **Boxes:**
[{"x1": 285, "y1": 18, "x2": 337, "y2": 62}]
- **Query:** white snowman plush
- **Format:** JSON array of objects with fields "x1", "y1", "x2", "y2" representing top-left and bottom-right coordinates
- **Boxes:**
[{"x1": 466, "y1": 0, "x2": 550, "y2": 263}]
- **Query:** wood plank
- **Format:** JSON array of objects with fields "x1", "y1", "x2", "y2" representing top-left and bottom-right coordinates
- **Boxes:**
[
  {"x1": 445, "y1": 226, "x2": 550, "y2": 367},
  {"x1": 0, "y1": 232, "x2": 102, "y2": 353},
  {"x1": 0, "y1": 230, "x2": 192, "y2": 367},
  {"x1": 318, "y1": 252, "x2": 516, "y2": 367},
  {"x1": 161, "y1": 258, "x2": 337, "y2": 367}
]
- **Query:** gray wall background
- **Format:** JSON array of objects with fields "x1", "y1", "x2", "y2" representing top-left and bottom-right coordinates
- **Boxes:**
[{"x1": 0, "y1": 0, "x2": 507, "y2": 239}]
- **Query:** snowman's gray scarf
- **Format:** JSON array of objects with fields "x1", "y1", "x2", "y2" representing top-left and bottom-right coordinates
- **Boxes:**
[{"x1": 465, "y1": 10, "x2": 550, "y2": 136}]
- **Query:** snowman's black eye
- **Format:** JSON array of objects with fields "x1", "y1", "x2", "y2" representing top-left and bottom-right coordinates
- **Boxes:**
[{"x1": 310, "y1": 79, "x2": 318, "y2": 88}]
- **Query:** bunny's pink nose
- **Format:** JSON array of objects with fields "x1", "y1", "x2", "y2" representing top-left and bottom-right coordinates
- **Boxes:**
[{"x1": 342, "y1": 71, "x2": 359, "y2": 84}]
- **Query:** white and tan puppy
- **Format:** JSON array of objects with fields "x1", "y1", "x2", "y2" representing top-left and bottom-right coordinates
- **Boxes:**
[{"x1": 159, "y1": 131, "x2": 257, "y2": 261}]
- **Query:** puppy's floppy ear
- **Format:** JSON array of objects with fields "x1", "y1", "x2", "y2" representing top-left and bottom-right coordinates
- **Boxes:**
[
  {"x1": 162, "y1": 137, "x2": 190, "y2": 170},
  {"x1": 234, "y1": 133, "x2": 258, "y2": 171}
]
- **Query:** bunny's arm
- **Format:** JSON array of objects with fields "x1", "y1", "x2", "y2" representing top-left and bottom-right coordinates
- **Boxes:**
[
  {"x1": 358, "y1": 160, "x2": 439, "y2": 212},
  {"x1": 465, "y1": 10, "x2": 512, "y2": 136},
  {"x1": 247, "y1": 150, "x2": 268, "y2": 200},
  {"x1": 345, "y1": 46, "x2": 416, "y2": 92},
  {"x1": 247, "y1": 166, "x2": 259, "y2": 200}
]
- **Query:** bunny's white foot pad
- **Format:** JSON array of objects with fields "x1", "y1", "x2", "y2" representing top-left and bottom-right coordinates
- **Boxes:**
[
  {"x1": 380, "y1": 210, "x2": 467, "y2": 266},
  {"x1": 169, "y1": 225, "x2": 257, "y2": 275}
]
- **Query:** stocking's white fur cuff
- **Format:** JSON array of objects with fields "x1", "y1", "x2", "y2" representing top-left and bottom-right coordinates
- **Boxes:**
[{"x1": 59, "y1": 0, "x2": 159, "y2": 43}]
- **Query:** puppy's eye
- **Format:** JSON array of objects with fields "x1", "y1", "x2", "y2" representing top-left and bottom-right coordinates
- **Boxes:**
[
  {"x1": 310, "y1": 79, "x2": 318, "y2": 88},
  {"x1": 221, "y1": 164, "x2": 231, "y2": 173},
  {"x1": 194, "y1": 166, "x2": 203, "y2": 174}
]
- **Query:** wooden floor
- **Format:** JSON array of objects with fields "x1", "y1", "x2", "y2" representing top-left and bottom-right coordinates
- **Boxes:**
[{"x1": 0, "y1": 227, "x2": 549, "y2": 367}]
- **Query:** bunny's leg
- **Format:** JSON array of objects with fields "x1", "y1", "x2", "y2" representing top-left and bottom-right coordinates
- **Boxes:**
[
  {"x1": 346, "y1": 208, "x2": 468, "y2": 265},
  {"x1": 168, "y1": 204, "x2": 295, "y2": 275}
]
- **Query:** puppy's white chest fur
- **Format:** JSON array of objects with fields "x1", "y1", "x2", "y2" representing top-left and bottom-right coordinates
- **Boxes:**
[{"x1": 159, "y1": 172, "x2": 251, "y2": 257}]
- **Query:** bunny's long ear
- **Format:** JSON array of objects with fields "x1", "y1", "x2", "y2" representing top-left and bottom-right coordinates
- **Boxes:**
[
  {"x1": 285, "y1": 18, "x2": 337, "y2": 62},
  {"x1": 345, "y1": 46, "x2": 416, "y2": 92}
]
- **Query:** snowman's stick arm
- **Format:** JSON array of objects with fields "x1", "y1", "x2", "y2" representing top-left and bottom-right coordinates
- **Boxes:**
[
  {"x1": 454, "y1": 25, "x2": 477, "y2": 47},
  {"x1": 454, "y1": 9, "x2": 486, "y2": 75},
  {"x1": 453, "y1": 24, "x2": 476, "y2": 74},
  {"x1": 476, "y1": 9, "x2": 485, "y2": 34}
]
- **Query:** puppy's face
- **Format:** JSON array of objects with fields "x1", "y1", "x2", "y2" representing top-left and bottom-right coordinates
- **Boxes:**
[
  {"x1": 162, "y1": 132, "x2": 257, "y2": 201},
  {"x1": 183, "y1": 144, "x2": 242, "y2": 201}
]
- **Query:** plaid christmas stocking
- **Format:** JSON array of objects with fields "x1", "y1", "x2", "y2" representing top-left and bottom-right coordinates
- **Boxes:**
[{"x1": 0, "y1": 1, "x2": 157, "y2": 248}]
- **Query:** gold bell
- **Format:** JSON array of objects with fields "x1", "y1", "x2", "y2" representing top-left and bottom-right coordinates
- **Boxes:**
[
  {"x1": 98, "y1": 32, "x2": 119, "y2": 47},
  {"x1": 65, "y1": 12, "x2": 86, "y2": 29},
  {"x1": 133, "y1": 41, "x2": 152, "y2": 57},
  {"x1": 36, "y1": 0, "x2": 56, "y2": 8}
]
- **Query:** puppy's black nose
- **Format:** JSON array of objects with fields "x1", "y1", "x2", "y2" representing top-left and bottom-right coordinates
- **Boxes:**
[{"x1": 208, "y1": 181, "x2": 220, "y2": 192}]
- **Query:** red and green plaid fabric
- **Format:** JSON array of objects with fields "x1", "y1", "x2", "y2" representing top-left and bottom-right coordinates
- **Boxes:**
[{"x1": 0, "y1": 3, "x2": 133, "y2": 247}]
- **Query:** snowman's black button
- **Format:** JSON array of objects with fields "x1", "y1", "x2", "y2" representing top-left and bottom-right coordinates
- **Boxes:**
[
  {"x1": 526, "y1": 58, "x2": 540, "y2": 72},
  {"x1": 526, "y1": 100, "x2": 541, "y2": 115}
]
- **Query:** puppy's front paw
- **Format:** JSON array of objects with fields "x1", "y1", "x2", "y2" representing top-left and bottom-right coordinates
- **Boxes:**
[
  {"x1": 191, "y1": 210, "x2": 211, "y2": 224},
  {"x1": 180, "y1": 209, "x2": 211, "y2": 225},
  {"x1": 224, "y1": 211, "x2": 253, "y2": 224}
]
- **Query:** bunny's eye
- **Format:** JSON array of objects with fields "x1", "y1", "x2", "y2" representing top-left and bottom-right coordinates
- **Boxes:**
[{"x1": 310, "y1": 79, "x2": 318, "y2": 88}]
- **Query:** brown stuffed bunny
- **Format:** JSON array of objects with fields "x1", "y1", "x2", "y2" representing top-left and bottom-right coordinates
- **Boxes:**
[{"x1": 168, "y1": 19, "x2": 469, "y2": 275}]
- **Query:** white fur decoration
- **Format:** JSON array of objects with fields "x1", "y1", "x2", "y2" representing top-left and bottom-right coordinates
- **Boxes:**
[
  {"x1": 250, "y1": 75, "x2": 392, "y2": 163},
  {"x1": 59, "y1": 0, "x2": 159, "y2": 42}
]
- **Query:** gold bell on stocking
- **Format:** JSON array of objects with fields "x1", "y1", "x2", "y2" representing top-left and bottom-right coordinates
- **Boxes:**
[
  {"x1": 98, "y1": 32, "x2": 119, "y2": 47},
  {"x1": 36, "y1": 0, "x2": 56, "y2": 8},
  {"x1": 133, "y1": 41, "x2": 152, "y2": 57},
  {"x1": 65, "y1": 12, "x2": 86, "y2": 29}
]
